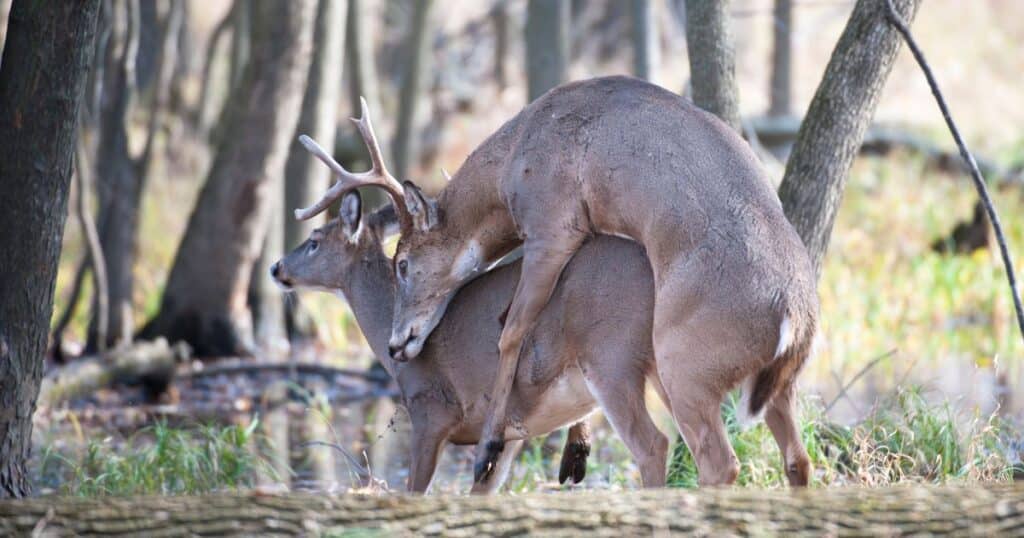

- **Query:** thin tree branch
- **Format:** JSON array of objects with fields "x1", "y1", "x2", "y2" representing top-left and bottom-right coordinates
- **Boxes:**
[
  {"x1": 824, "y1": 348, "x2": 896, "y2": 413},
  {"x1": 76, "y1": 138, "x2": 109, "y2": 352},
  {"x1": 883, "y1": 0, "x2": 1024, "y2": 346}
]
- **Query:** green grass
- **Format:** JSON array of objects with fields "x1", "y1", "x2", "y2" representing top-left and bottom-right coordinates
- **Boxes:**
[
  {"x1": 37, "y1": 420, "x2": 275, "y2": 496},
  {"x1": 666, "y1": 387, "x2": 1017, "y2": 488}
]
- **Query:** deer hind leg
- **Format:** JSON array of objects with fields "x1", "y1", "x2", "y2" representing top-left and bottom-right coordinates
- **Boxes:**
[
  {"x1": 474, "y1": 235, "x2": 586, "y2": 483},
  {"x1": 582, "y1": 350, "x2": 668, "y2": 487},
  {"x1": 470, "y1": 439, "x2": 524, "y2": 495},
  {"x1": 667, "y1": 391, "x2": 738, "y2": 486},
  {"x1": 559, "y1": 421, "x2": 591, "y2": 485},
  {"x1": 654, "y1": 326, "x2": 740, "y2": 485},
  {"x1": 592, "y1": 386, "x2": 668, "y2": 487},
  {"x1": 763, "y1": 383, "x2": 811, "y2": 487}
]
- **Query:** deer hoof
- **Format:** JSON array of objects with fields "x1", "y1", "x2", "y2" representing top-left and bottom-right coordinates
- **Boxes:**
[
  {"x1": 558, "y1": 440, "x2": 590, "y2": 485},
  {"x1": 473, "y1": 440, "x2": 505, "y2": 483}
]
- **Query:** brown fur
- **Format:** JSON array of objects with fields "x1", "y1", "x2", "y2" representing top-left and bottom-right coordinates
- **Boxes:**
[{"x1": 387, "y1": 76, "x2": 819, "y2": 486}]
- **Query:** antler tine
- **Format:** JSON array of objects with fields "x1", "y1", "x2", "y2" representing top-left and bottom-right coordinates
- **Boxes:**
[
  {"x1": 293, "y1": 135, "x2": 360, "y2": 221},
  {"x1": 293, "y1": 98, "x2": 413, "y2": 225},
  {"x1": 352, "y1": 96, "x2": 403, "y2": 192}
]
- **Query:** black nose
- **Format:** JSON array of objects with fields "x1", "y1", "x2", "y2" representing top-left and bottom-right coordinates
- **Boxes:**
[
  {"x1": 388, "y1": 344, "x2": 405, "y2": 361},
  {"x1": 270, "y1": 262, "x2": 281, "y2": 279}
]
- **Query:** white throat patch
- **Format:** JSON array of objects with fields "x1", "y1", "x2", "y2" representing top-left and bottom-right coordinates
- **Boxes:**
[{"x1": 451, "y1": 239, "x2": 483, "y2": 280}]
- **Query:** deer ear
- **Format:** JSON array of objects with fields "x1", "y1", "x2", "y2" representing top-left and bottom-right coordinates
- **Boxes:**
[
  {"x1": 402, "y1": 181, "x2": 439, "y2": 231},
  {"x1": 339, "y1": 191, "x2": 362, "y2": 237}
]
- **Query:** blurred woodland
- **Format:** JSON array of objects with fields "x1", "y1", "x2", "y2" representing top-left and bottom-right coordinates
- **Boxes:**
[{"x1": 0, "y1": 0, "x2": 1023, "y2": 503}]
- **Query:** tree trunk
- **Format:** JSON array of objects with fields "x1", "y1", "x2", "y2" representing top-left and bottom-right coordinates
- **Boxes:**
[
  {"x1": 630, "y1": 0, "x2": 659, "y2": 82},
  {"x1": 525, "y1": 0, "x2": 570, "y2": 102},
  {"x1": 2, "y1": 485, "x2": 1024, "y2": 534},
  {"x1": 228, "y1": 0, "x2": 250, "y2": 90},
  {"x1": 0, "y1": 0, "x2": 10, "y2": 61},
  {"x1": 684, "y1": 0, "x2": 740, "y2": 130},
  {"x1": 491, "y1": 3, "x2": 510, "y2": 90},
  {"x1": 342, "y1": 0, "x2": 386, "y2": 213},
  {"x1": 283, "y1": 0, "x2": 347, "y2": 342},
  {"x1": 777, "y1": 0, "x2": 921, "y2": 277},
  {"x1": 391, "y1": 0, "x2": 434, "y2": 182},
  {"x1": 768, "y1": 0, "x2": 793, "y2": 116},
  {"x1": 89, "y1": 0, "x2": 183, "y2": 351},
  {"x1": 344, "y1": 0, "x2": 380, "y2": 118},
  {"x1": 139, "y1": 0, "x2": 317, "y2": 358},
  {"x1": 90, "y1": 0, "x2": 140, "y2": 350},
  {"x1": 0, "y1": 0, "x2": 100, "y2": 498}
]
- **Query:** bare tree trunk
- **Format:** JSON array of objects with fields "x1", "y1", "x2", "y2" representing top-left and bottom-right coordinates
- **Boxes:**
[
  {"x1": 52, "y1": 138, "x2": 110, "y2": 357},
  {"x1": 283, "y1": 0, "x2": 347, "y2": 342},
  {"x1": 491, "y1": 2, "x2": 510, "y2": 90},
  {"x1": 526, "y1": 0, "x2": 570, "y2": 102},
  {"x1": 342, "y1": 0, "x2": 385, "y2": 212},
  {"x1": 195, "y1": 2, "x2": 235, "y2": 132},
  {"x1": 769, "y1": 0, "x2": 793, "y2": 116},
  {"x1": 89, "y1": 0, "x2": 140, "y2": 351},
  {"x1": 684, "y1": 0, "x2": 740, "y2": 130},
  {"x1": 139, "y1": 0, "x2": 317, "y2": 358},
  {"x1": 630, "y1": 0, "x2": 659, "y2": 82},
  {"x1": 228, "y1": 0, "x2": 250, "y2": 90},
  {"x1": 0, "y1": 0, "x2": 100, "y2": 498},
  {"x1": 0, "y1": 0, "x2": 10, "y2": 62},
  {"x1": 778, "y1": 0, "x2": 921, "y2": 277},
  {"x1": 391, "y1": 0, "x2": 434, "y2": 182},
  {"x1": 344, "y1": 0, "x2": 379, "y2": 117},
  {"x1": 89, "y1": 0, "x2": 182, "y2": 352}
]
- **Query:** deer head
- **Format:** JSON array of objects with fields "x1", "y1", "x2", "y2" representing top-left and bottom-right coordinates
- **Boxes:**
[
  {"x1": 271, "y1": 191, "x2": 399, "y2": 294},
  {"x1": 294, "y1": 99, "x2": 515, "y2": 363}
]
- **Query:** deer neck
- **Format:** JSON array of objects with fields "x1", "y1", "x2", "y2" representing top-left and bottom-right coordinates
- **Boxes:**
[
  {"x1": 439, "y1": 173, "x2": 521, "y2": 268},
  {"x1": 337, "y1": 255, "x2": 400, "y2": 379}
]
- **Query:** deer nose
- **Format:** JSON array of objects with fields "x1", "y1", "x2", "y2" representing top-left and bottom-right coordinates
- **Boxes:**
[
  {"x1": 270, "y1": 261, "x2": 281, "y2": 279},
  {"x1": 389, "y1": 331, "x2": 415, "y2": 362}
]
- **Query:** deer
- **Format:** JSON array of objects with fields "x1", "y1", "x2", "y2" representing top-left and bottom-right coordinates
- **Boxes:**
[
  {"x1": 271, "y1": 192, "x2": 668, "y2": 493},
  {"x1": 293, "y1": 76, "x2": 819, "y2": 488}
]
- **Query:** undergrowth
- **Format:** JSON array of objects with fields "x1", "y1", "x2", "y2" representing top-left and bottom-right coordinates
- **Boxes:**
[
  {"x1": 37, "y1": 420, "x2": 274, "y2": 496},
  {"x1": 666, "y1": 387, "x2": 1018, "y2": 488}
]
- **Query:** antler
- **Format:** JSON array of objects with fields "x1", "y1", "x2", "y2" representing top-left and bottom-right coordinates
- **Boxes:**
[{"x1": 294, "y1": 97, "x2": 409, "y2": 224}]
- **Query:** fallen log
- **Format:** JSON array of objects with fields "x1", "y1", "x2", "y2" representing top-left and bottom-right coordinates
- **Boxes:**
[
  {"x1": 181, "y1": 359, "x2": 390, "y2": 385},
  {"x1": 39, "y1": 339, "x2": 191, "y2": 406},
  {"x1": 2, "y1": 484, "x2": 1022, "y2": 536},
  {"x1": 748, "y1": 115, "x2": 1024, "y2": 188}
]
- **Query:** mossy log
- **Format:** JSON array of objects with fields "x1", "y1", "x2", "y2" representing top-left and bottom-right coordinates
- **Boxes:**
[
  {"x1": 38, "y1": 338, "x2": 190, "y2": 405},
  {"x1": 2, "y1": 484, "x2": 1023, "y2": 536}
]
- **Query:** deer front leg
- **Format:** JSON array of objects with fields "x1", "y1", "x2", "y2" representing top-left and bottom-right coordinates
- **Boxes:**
[
  {"x1": 407, "y1": 426, "x2": 448, "y2": 493},
  {"x1": 474, "y1": 238, "x2": 584, "y2": 483},
  {"x1": 470, "y1": 439, "x2": 524, "y2": 494}
]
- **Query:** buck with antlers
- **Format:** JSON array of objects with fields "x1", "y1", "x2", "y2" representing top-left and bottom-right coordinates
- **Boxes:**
[
  {"x1": 294, "y1": 76, "x2": 818, "y2": 487},
  {"x1": 273, "y1": 192, "x2": 666, "y2": 492}
]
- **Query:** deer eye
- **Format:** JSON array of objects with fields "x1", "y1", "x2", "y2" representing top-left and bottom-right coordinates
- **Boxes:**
[
  {"x1": 308, "y1": 240, "x2": 320, "y2": 254},
  {"x1": 397, "y1": 259, "x2": 409, "y2": 280}
]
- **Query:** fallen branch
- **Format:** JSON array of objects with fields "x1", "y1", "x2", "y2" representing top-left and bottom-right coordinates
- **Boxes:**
[
  {"x1": 2, "y1": 484, "x2": 1023, "y2": 535},
  {"x1": 883, "y1": 0, "x2": 1024, "y2": 346},
  {"x1": 182, "y1": 360, "x2": 390, "y2": 385},
  {"x1": 747, "y1": 114, "x2": 1024, "y2": 187},
  {"x1": 39, "y1": 338, "x2": 191, "y2": 406}
]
